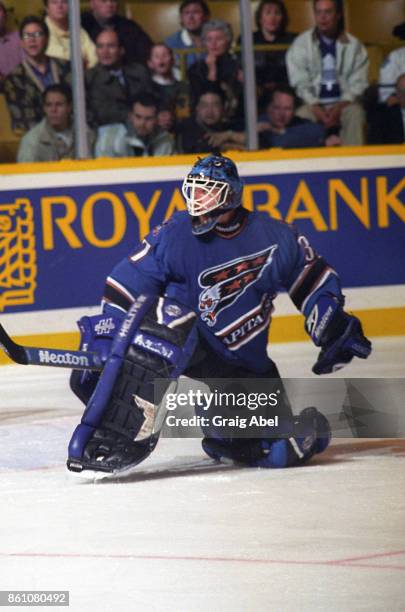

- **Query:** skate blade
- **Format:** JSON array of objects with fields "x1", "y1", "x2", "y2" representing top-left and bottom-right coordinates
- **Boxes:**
[{"x1": 66, "y1": 462, "x2": 143, "y2": 482}]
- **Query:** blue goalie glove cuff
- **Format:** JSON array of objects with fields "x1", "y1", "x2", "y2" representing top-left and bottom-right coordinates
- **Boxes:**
[
  {"x1": 305, "y1": 295, "x2": 345, "y2": 347},
  {"x1": 305, "y1": 295, "x2": 372, "y2": 375}
]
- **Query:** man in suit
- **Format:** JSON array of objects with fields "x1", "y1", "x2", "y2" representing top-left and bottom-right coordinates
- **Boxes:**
[{"x1": 86, "y1": 27, "x2": 152, "y2": 126}]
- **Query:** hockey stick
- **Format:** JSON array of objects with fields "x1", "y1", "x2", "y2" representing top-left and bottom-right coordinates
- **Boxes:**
[{"x1": 0, "y1": 324, "x2": 103, "y2": 370}]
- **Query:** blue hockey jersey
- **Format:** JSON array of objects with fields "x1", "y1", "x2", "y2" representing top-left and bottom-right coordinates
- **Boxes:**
[{"x1": 102, "y1": 210, "x2": 343, "y2": 373}]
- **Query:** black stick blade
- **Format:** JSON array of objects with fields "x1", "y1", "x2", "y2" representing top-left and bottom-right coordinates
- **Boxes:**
[{"x1": 0, "y1": 325, "x2": 28, "y2": 364}]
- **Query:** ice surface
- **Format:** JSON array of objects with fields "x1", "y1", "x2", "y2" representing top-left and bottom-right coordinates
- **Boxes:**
[{"x1": 0, "y1": 337, "x2": 404, "y2": 611}]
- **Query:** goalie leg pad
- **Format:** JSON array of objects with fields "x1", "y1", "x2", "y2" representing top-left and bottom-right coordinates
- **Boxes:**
[
  {"x1": 68, "y1": 350, "x2": 162, "y2": 474},
  {"x1": 202, "y1": 407, "x2": 331, "y2": 468},
  {"x1": 67, "y1": 295, "x2": 198, "y2": 475}
]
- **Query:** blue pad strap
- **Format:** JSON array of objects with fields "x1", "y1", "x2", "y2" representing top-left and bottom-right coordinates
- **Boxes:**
[{"x1": 69, "y1": 313, "x2": 120, "y2": 405}]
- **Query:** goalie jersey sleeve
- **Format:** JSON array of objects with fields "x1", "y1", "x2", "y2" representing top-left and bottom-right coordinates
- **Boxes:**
[
  {"x1": 101, "y1": 211, "x2": 345, "y2": 373},
  {"x1": 102, "y1": 215, "x2": 187, "y2": 316},
  {"x1": 281, "y1": 228, "x2": 343, "y2": 318}
]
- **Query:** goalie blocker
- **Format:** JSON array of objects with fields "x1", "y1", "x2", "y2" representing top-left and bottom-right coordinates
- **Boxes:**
[{"x1": 67, "y1": 295, "x2": 198, "y2": 477}]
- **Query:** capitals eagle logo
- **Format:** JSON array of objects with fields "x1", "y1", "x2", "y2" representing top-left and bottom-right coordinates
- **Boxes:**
[{"x1": 198, "y1": 245, "x2": 278, "y2": 326}]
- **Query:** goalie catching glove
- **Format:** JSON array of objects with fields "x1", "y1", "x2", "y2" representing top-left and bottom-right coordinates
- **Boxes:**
[
  {"x1": 305, "y1": 295, "x2": 372, "y2": 375},
  {"x1": 67, "y1": 295, "x2": 198, "y2": 477}
]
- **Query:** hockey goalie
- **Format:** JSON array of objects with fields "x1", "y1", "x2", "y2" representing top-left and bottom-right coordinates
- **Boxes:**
[{"x1": 67, "y1": 155, "x2": 372, "y2": 478}]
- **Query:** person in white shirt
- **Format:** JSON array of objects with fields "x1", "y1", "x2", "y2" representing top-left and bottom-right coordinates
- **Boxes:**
[
  {"x1": 17, "y1": 83, "x2": 94, "y2": 161},
  {"x1": 369, "y1": 73, "x2": 405, "y2": 144},
  {"x1": 286, "y1": 0, "x2": 369, "y2": 145},
  {"x1": 95, "y1": 92, "x2": 175, "y2": 157},
  {"x1": 378, "y1": 47, "x2": 405, "y2": 105},
  {"x1": 44, "y1": 0, "x2": 97, "y2": 68}
]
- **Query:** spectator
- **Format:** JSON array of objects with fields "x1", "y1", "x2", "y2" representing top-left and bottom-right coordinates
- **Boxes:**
[
  {"x1": 238, "y1": 0, "x2": 296, "y2": 99},
  {"x1": 177, "y1": 86, "x2": 244, "y2": 153},
  {"x1": 148, "y1": 43, "x2": 190, "y2": 129},
  {"x1": 368, "y1": 73, "x2": 405, "y2": 144},
  {"x1": 17, "y1": 84, "x2": 94, "y2": 162},
  {"x1": 4, "y1": 15, "x2": 70, "y2": 133},
  {"x1": 155, "y1": 102, "x2": 177, "y2": 134},
  {"x1": 286, "y1": 0, "x2": 369, "y2": 146},
  {"x1": 148, "y1": 43, "x2": 181, "y2": 91},
  {"x1": 86, "y1": 27, "x2": 152, "y2": 127},
  {"x1": 165, "y1": 0, "x2": 210, "y2": 71},
  {"x1": 0, "y1": 1, "x2": 23, "y2": 87},
  {"x1": 81, "y1": 0, "x2": 153, "y2": 66},
  {"x1": 44, "y1": 0, "x2": 97, "y2": 68},
  {"x1": 95, "y1": 93, "x2": 176, "y2": 157},
  {"x1": 259, "y1": 85, "x2": 326, "y2": 148},
  {"x1": 188, "y1": 19, "x2": 243, "y2": 121},
  {"x1": 378, "y1": 47, "x2": 405, "y2": 105}
]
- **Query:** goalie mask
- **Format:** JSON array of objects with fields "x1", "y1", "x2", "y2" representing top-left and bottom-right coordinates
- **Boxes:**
[{"x1": 182, "y1": 155, "x2": 243, "y2": 235}]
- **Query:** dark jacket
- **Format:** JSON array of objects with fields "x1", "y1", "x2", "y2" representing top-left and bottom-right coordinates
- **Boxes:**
[
  {"x1": 237, "y1": 30, "x2": 296, "y2": 89},
  {"x1": 187, "y1": 53, "x2": 243, "y2": 120},
  {"x1": 81, "y1": 11, "x2": 153, "y2": 65},
  {"x1": 4, "y1": 57, "x2": 71, "y2": 133},
  {"x1": 176, "y1": 116, "x2": 233, "y2": 154},
  {"x1": 86, "y1": 62, "x2": 153, "y2": 126},
  {"x1": 368, "y1": 104, "x2": 405, "y2": 144},
  {"x1": 259, "y1": 116, "x2": 325, "y2": 149}
]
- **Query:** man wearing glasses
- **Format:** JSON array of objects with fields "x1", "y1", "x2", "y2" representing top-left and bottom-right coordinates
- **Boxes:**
[{"x1": 4, "y1": 15, "x2": 70, "y2": 133}]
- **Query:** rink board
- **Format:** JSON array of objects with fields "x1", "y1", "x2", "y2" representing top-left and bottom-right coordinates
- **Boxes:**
[{"x1": 0, "y1": 146, "x2": 404, "y2": 363}]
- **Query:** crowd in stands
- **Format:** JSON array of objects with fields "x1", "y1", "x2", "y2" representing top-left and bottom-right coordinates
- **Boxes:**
[{"x1": 0, "y1": 0, "x2": 404, "y2": 163}]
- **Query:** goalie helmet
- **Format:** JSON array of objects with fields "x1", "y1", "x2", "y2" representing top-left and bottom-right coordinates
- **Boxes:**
[{"x1": 181, "y1": 155, "x2": 243, "y2": 235}]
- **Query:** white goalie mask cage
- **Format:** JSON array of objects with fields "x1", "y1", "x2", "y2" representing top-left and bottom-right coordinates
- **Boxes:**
[{"x1": 181, "y1": 175, "x2": 230, "y2": 216}]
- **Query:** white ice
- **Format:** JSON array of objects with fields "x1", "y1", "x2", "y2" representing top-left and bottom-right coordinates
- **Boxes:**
[{"x1": 0, "y1": 337, "x2": 404, "y2": 612}]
